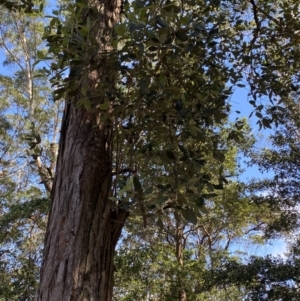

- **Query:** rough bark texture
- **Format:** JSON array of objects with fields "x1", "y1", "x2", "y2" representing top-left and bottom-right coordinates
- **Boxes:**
[{"x1": 37, "y1": 0, "x2": 128, "y2": 300}]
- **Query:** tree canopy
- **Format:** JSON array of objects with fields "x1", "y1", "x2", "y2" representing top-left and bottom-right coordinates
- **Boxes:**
[{"x1": 0, "y1": 0, "x2": 300, "y2": 300}]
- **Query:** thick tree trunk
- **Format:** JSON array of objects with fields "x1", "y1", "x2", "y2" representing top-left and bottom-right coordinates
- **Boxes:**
[
  {"x1": 37, "y1": 0, "x2": 127, "y2": 300},
  {"x1": 37, "y1": 103, "x2": 127, "y2": 301}
]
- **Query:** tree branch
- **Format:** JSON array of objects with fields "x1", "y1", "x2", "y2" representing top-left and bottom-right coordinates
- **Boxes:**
[{"x1": 248, "y1": 0, "x2": 283, "y2": 28}]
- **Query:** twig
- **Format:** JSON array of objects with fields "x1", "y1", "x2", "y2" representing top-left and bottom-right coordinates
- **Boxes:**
[
  {"x1": 248, "y1": 0, "x2": 283, "y2": 28},
  {"x1": 112, "y1": 168, "x2": 136, "y2": 176}
]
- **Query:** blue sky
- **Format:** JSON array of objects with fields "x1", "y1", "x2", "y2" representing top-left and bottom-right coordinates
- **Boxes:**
[
  {"x1": 230, "y1": 87, "x2": 287, "y2": 257},
  {"x1": 230, "y1": 84, "x2": 275, "y2": 181}
]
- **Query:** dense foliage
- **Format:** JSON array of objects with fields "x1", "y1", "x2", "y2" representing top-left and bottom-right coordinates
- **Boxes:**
[
  {"x1": 0, "y1": 0, "x2": 300, "y2": 300},
  {"x1": 0, "y1": 8, "x2": 61, "y2": 300}
]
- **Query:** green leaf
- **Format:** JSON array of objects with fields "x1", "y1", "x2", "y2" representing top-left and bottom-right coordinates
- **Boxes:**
[
  {"x1": 178, "y1": 144, "x2": 188, "y2": 155},
  {"x1": 219, "y1": 165, "x2": 224, "y2": 175},
  {"x1": 219, "y1": 176, "x2": 228, "y2": 184},
  {"x1": 181, "y1": 14, "x2": 191, "y2": 25},
  {"x1": 156, "y1": 184, "x2": 166, "y2": 191},
  {"x1": 83, "y1": 98, "x2": 91, "y2": 110},
  {"x1": 53, "y1": 87, "x2": 65, "y2": 101},
  {"x1": 39, "y1": 2, "x2": 44, "y2": 12},
  {"x1": 115, "y1": 24, "x2": 126, "y2": 36},
  {"x1": 199, "y1": 206, "x2": 209, "y2": 214},
  {"x1": 196, "y1": 196, "x2": 205, "y2": 207},
  {"x1": 34, "y1": 134, "x2": 41, "y2": 144},
  {"x1": 166, "y1": 150, "x2": 176, "y2": 160},
  {"x1": 213, "y1": 184, "x2": 223, "y2": 190},
  {"x1": 139, "y1": 78, "x2": 150, "y2": 93},
  {"x1": 133, "y1": 176, "x2": 142, "y2": 194},
  {"x1": 202, "y1": 193, "x2": 218, "y2": 199},
  {"x1": 189, "y1": 125, "x2": 201, "y2": 139},
  {"x1": 81, "y1": 87, "x2": 87, "y2": 96},
  {"x1": 156, "y1": 218, "x2": 164, "y2": 230},
  {"x1": 206, "y1": 182, "x2": 215, "y2": 192},
  {"x1": 99, "y1": 102, "x2": 110, "y2": 110},
  {"x1": 126, "y1": 176, "x2": 133, "y2": 188},
  {"x1": 182, "y1": 207, "x2": 198, "y2": 225},
  {"x1": 50, "y1": 17, "x2": 59, "y2": 28},
  {"x1": 213, "y1": 150, "x2": 225, "y2": 162},
  {"x1": 256, "y1": 111, "x2": 263, "y2": 118},
  {"x1": 262, "y1": 118, "x2": 272, "y2": 129},
  {"x1": 160, "y1": 151, "x2": 174, "y2": 164},
  {"x1": 36, "y1": 50, "x2": 45, "y2": 59},
  {"x1": 156, "y1": 16, "x2": 169, "y2": 28},
  {"x1": 162, "y1": 3, "x2": 180, "y2": 13},
  {"x1": 135, "y1": 0, "x2": 145, "y2": 8},
  {"x1": 144, "y1": 186, "x2": 153, "y2": 195},
  {"x1": 176, "y1": 31, "x2": 188, "y2": 42},
  {"x1": 276, "y1": 106, "x2": 286, "y2": 113}
]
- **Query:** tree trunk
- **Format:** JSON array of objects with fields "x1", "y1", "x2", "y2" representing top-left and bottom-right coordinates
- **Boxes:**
[
  {"x1": 36, "y1": 0, "x2": 128, "y2": 300},
  {"x1": 175, "y1": 220, "x2": 187, "y2": 301}
]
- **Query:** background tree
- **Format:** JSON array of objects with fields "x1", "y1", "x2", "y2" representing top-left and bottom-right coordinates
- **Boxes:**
[
  {"x1": 113, "y1": 124, "x2": 275, "y2": 301},
  {"x1": 214, "y1": 94, "x2": 300, "y2": 300},
  {"x1": 246, "y1": 97, "x2": 300, "y2": 239},
  {"x1": 0, "y1": 6, "x2": 62, "y2": 300}
]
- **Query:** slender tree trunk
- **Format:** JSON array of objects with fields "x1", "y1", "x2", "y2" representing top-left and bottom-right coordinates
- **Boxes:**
[
  {"x1": 36, "y1": 0, "x2": 128, "y2": 300},
  {"x1": 175, "y1": 220, "x2": 187, "y2": 301}
]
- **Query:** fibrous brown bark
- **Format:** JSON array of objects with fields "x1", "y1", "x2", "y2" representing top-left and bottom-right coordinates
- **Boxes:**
[{"x1": 37, "y1": 0, "x2": 128, "y2": 300}]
